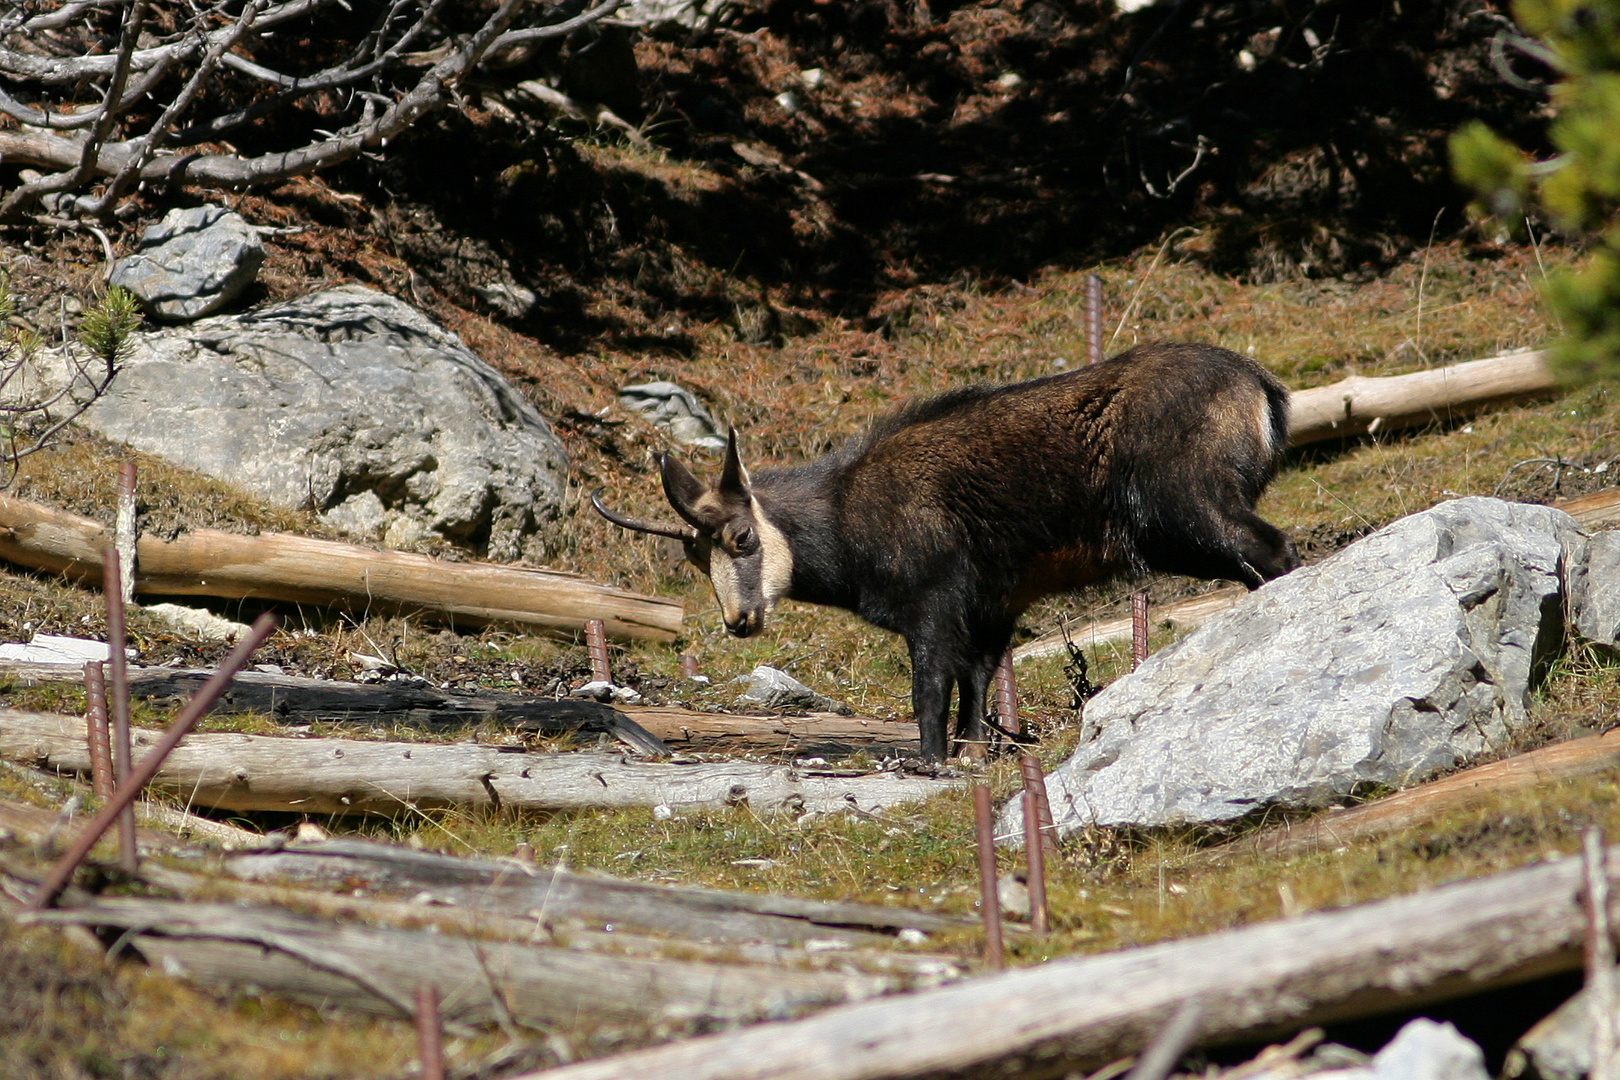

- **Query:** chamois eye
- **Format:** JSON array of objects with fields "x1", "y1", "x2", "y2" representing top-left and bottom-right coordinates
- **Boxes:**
[{"x1": 733, "y1": 526, "x2": 757, "y2": 554}]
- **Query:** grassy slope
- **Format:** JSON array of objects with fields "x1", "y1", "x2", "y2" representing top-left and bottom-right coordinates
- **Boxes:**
[{"x1": 3, "y1": 235, "x2": 1618, "y2": 1077}]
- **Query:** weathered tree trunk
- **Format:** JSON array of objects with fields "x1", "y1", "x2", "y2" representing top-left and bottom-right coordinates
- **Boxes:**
[
  {"x1": 218, "y1": 838, "x2": 967, "y2": 944},
  {"x1": 0, "y1": 495, "x2": 682, "y2": 642},
  {"x1": 1286, "y1": 349, "x2": 1560, "y2": 446},
  {"x1": 0, "y1": 662, "x2": 922, "y2": 756},
  {"x1": 1207, "y1": 730, "x2": 1620, "y2": 861},
  {"x1": 24, "y1": 897, "x2": 900, "y2": 1032},
  {"x1": 622, "y1": 707, "x2": 920, "y2": 757},
  {"x1": 1013, "y1": 587, "x2": 1246, "y2": 664},
  {"x1": 0, "y1": 661, "x2": 672, "y2": 755},
  {"x1": 510, "y1": 846, "x2": 1615, "y2": 1080},
  {"x1": 141, "y1": 863, "x2": 966, "y2": 975},
  {"x1": 0, "y1": 708, "x2": 956, "y2": 817}
]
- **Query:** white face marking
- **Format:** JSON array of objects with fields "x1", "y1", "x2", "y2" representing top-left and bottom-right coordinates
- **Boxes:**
[
  {"x1": 754, "y1": 497, "x2": 793, "y2": 609},
  {"x1": 704, "y1": 498, "x2": 794, "y2": 635},
  {"x1": 709, "y1": 549, "x2": 743, "y2": 625}
]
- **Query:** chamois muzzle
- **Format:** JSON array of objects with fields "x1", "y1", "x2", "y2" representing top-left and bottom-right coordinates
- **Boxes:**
[{"x1": 724, "y1": 609, "x2": 764, "y2": 638}]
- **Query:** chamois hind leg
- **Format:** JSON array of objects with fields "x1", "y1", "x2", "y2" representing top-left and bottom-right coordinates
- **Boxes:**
[{"x1": 953, "y1": 622, "x2": 1014, "y2": 756}]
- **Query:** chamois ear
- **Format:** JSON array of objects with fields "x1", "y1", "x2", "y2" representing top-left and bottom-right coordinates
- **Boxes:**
[
  {"x1": 660, "y1": 451, "x2": 714, "y2": 532},
  {"x1": 719, "y1": 428, "x2": 751, "y2": 503}
]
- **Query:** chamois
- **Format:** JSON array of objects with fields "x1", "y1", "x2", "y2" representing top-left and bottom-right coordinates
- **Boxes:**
[{"x1": 594, "y1": 343, "x2": 1300, "y2": 760}]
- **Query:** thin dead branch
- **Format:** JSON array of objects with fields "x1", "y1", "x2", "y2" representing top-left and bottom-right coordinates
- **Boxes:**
[{"x1": 0, "y1": 0, "x2": 630, "y2": 220}]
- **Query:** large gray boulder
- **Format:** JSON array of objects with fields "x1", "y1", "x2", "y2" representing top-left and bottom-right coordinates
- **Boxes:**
[
  {"x1": 80, "y1": 285, "x2": 567, "y2": 562},
  {"x1": 108, "y1": 205, "x2": 264, "y2": 320},
  {"x1": 1004, "y1": 498, "x2": 1590, "y2": 836}
]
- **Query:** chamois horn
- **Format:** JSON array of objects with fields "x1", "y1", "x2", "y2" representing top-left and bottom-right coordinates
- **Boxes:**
[{"x1": 590, "y1": 488, "x2": 697, "y2": 542}]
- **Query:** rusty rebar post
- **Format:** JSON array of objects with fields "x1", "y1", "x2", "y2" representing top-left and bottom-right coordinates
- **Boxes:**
[
  {"x1": 27, "y1": 613, "x2": 278, "y2": 911},
  {"x1": 83, "y1": 662, "x2": 113, "y2": 799},
  {"x1": 102, "y1": 544, "x2": 136, "y2": 872},
  {"x1": 1023, "y1": 788, "x2": 1049, "y2": 934},
  {"x1": 1585, "y1": 827, "x2": 1618, "y2": 1080},
  {"x1": 416, "y1": 983, "x2": 446, "y2": 1080},
  {"x1": 1086, "y1": 274, "x2": 1104, "y2": 365},
  {"x1": 1020, "y1": 752, "x2": 1058, "y2": 864},
  {"x1": 973, "y1": 784, "x2": 1004, "y2": 970},
  {"x1": 679, "y1": 654, "x2": 700, "y2": 679},
  {"x1": 1131, "y1": 590, "x2": 1150, "y2": 670},
  {"x1": 584, "y1": 618, "x2": 611, "y2": 684},
  {"x1": 993, "y1": 652, "x2": 1019, "y2": 736}
]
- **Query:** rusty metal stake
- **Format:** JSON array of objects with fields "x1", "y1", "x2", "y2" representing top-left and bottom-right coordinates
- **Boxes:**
[
  {"x1": 1585, "y1": 827, "x2": 1618, "y2": 1080},
  {"x1": 1086, "y1": 274, "x2": 1104, "y2": 365},
  {"x1": 1020, "y1": 753, "x2": 1058, "y2": 864},
  {"x1": 973, "y1": 784, "x2": 1004, "y2": 970},
  {"x1": 584, "y1": 618, "x2": 611, "y2": 684},
  {"x1": 1023, "y1": 789, "x2": 1049, "y2": 934},
  {"x1": 28, "y1": 613, "x2": 278, "y2": 910},
  {"x1": 416, "y1": 983, "x2": 447, "y2": 1080},
  {"x1": 993, "y1": 652, "x2": 1019, "y2": 736},
  {"x1": 83, "y1": 662, "x2": 113, "y2": 799},
  {"x1": 102, "y1": 544, "x2": 137, "y2": 872},
  {"x1": 679, "y1": 654, "x2": 700, "y2": 679},
  {"x1": 1131, "y1": 590, "x2": 1150, "y2": 670}
]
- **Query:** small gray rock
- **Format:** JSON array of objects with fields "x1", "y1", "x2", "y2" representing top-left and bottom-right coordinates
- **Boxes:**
[
  {"x1": 1241, "y1": 1019, "x2": 1485, "y2": 1080},
  {"x1": 109, "y1": 205, "x2": 264, "y2": 320},
  {"x1": 734, "y1": 665, "x2": 850, "y2": 714},
  {"x1": 1507, "y1": 985, "x2": 1615, "y2": 1080},
  {"x1": 1004, "y1": 498, "x2": 1586, "y2": 836},
  {"x1": 619, "y1": 381, "x2": 727, "y2": 450},
  {"x1": 1574, "y1": 530, "x2": 1620, "y2": 649}
]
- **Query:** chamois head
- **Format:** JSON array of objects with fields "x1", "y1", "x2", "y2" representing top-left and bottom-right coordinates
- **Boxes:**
[{"x1": 593, "y1": 431, "x2": 792, "y2": 638}]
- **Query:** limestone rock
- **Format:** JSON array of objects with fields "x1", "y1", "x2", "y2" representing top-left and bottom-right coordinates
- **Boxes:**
[
  {"x1": 81, "y1": 285, "x2": 567, "y2": 562},
  {"x1": 1004, "y1": 498, "x2": 1586, "y2": 836},
  {"x1": 734, "y1": 666, "x2": 851, "y2": 714},
  {"x1": 109, "y1": 205, "x2": 264, "y2": 320},
  {"x1": 619, "y1": 381, "x2": 726, "y2": 450},
  {"x1": 1574, "y1": 529, "x2": 1620, "y2": 649},
  {"x1": 1243, "y1": 1019, "x2": 1487, "y2": 1080}
]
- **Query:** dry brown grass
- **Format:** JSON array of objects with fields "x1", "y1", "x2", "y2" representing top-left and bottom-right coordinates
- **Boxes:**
[{"x1": 3, "y1": 235, "x2": 1619, "y2": 1077}]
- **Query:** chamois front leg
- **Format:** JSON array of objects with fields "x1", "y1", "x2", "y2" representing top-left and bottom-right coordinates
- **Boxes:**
[{"x1": 907, "y1": 637, "x2": 956, "y2": 762}]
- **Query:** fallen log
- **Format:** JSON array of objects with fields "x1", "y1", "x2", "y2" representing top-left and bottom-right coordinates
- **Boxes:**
[
  {"x1": 1559, "y1": 487, "x2": 1620, "y2": 531},
  {"x1": 1205, "y1": 729, "x2": 1620, "y2": 862},
  {"x1": 1015, "y1": 486, "x2": 1620, "y2": 666},
  {"x1": 1286, "y1": 349, "x2": 1560, "y2": 447},
  {"x1": 221, "y1": 838, "x2": 968, "y2": 944},
  {"x1": 0, "y1": 494, "x2": 682, "y2": 643},
  {"x1": 0, "y1": 662, "x2": 918, "y2": 757},
  {"x1": 0, "y1": 661, "x2": 670, "y2": 756},
  {"x1": 1013, "y1": 587, "x2": 1246, "y2": 664},
  {"x1": 142, "y1": 864, "x2": 966, "y2": 977},
  {"x1": 0, "y1": 779, "x2": 260, "y2": 851},
  {"x1": 621, "y1": 707, "x2": 919, "y2": 757},
  {"x1": 24, "y1": 897, "x2": 899, "y2": 1032},
  {"x1": 0, "y1": 708, "x2": 959, "y2": 817},
  {"x1": 512, "y1": 844, "x2": 1617, "y2": 1080}
]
